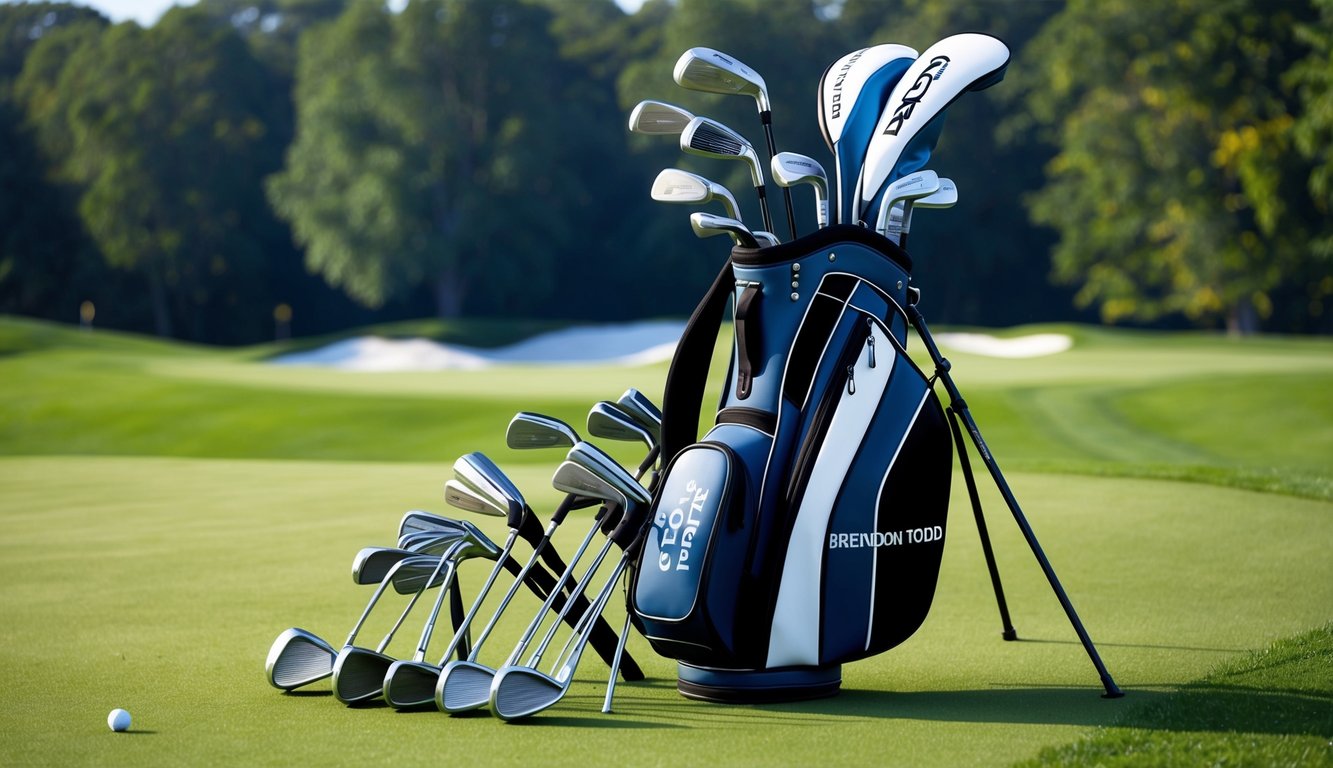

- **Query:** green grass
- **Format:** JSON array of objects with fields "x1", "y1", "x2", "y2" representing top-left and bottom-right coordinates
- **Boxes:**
[
  {"x1": 0, "y1": 315, "x2": 1329, "y2": 766},
  {"x1": 1021, "y1": 625, "x2": 1333, "y2": 767}
]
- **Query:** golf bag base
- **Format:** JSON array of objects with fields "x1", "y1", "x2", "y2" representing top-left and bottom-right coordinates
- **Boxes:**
[{"x1": 677, "y1": 663, "x2": 841, "y2": 704}]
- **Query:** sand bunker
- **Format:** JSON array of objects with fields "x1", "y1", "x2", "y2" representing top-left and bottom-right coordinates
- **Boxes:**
[
  {"x1": 934, "y1": 332, "x2": 1072, "y2": 358},
  {"x1": 272, "y1": 322, "x2": 1071, "y2": 371},
  {"x1": 271, "y1": 320, "x2": 686, "y2": 372}
]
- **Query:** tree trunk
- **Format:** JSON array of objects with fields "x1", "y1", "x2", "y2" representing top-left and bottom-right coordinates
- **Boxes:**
[
  {"x1": 146, "y1": 265, "x2": 174, "y2": 338},
  {"x1": 434, "y1": 265, "x2": 464, "y2": 318},
  {"x1": 1226, "y1": 297, "x2": 1259, "y2": 336}
]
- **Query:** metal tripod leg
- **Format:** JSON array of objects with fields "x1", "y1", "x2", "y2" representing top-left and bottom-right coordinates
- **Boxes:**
[
  {"x1": 946, "y1": 406, "x2": 1018, "y2": 641},
  {"x1": 909, "y1": 303, "x2": 1124, "y2": 699}
]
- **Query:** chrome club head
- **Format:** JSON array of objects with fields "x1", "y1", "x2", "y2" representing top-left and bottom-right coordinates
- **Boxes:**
[
  {"x1": 616, "y1": 388, "x2": 662, "y2": 439},
  {"x1": 673, "y1": 47, "x2": 770, "y2": 114},
  {"x1": 506, "y1": 412, "x2": 580, "y2": 450},
  {"x1": 551, "y1": 460, "x2": 628, "y2": 510},
  {"x1": 586, "y1": 401, "x2": 655, "y2": 452},
  {"x1": 680, "y1": 115, "x2": 764, "y2": 189},
  {"x1": 651, "y1": 168, "x2": 741, "y2": 221},
  {"x1": 690, "y1": 212, "x2": 759, "y2": 248},
  {"x1": 771, "y1": 152, "x2": 829, "y2": 229},
  {"x1": 566, "y1": 442, "x2": 651, "y2": 508},
  {"x1": 874, "y1": 170, "x2": 940, "y2": 236},
  {"x1": 453, "y1": 452, "x2": 524, "y2": 520},
  {"x1": 628, "y1": 99, "x2": 695, "y2": 135}
]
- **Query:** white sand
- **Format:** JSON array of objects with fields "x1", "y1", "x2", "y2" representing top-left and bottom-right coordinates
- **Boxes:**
[
  {"x1": 271, "y1": 320, "x2": 687, "y2": 372},
  {"x1": 272, "y1": 322, "x2": 1071, "y2": 371},
  {"x1": 934, "y1": 332, "x2": 1072, "y2": 358}
]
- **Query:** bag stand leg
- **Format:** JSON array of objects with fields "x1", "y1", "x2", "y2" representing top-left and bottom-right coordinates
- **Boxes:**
[
  {"x1": 947, "y1": 407, "x2": 1018, "y2": 642},
  {"x1": 908, "y1": 302, "x2": 1124, "y2": 699}
]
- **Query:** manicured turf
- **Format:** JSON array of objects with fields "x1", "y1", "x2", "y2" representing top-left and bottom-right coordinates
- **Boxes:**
[{"x1": 0, "y1": 316, "x2": 1329, "y2": 766}]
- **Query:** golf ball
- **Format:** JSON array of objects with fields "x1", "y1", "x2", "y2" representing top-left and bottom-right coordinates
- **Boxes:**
[{"x1": 107, "y1": 708, "x2": 131, "y2": 732}]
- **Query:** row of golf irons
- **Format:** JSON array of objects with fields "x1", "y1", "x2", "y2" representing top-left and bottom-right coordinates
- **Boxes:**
[{"x1": 264, "y1": 389, "x2": 665, "y2": 720}]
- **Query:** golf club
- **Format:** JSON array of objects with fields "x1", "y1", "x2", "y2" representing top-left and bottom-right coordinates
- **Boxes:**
[
  {"x1": 817, "y1": 44, "x2": 918, "y2": 224},
  {"x1": 887, "y1": 177, "x2": 957, "y2": 248},
  {"x1": 383, "y1": 485, "x2": 532, "y2": 708},
  {"x1": 265, "y1": 553, "x2": 444, "y2": 692},
  {"x1": 771, "y1": 152, "x2": 829, "y2": 229},
  {"x1": 615, "y1": 388, "x2": 663, "y2": 445},
  {"x1": 674, "y1": 47, "x2": 796, "y2": 240},
  {"x1": 679, "y1": 115, "x2": 772, "y2": 235},
  {"x1": 873, "y1": 170, "x2": 940, "y2": 237},
  {"x1": 855, "y1": 34, "x2": 1009, "y2": 223},
  {"x1": 506, "y1": 412, "x2": 580, "y2": 450},
  {"x1": 495, "y1": 446, "x2": 649, "y2": 684},
  {"x1": 651, "y1": 168, "x2": 741, "y2": 221},
  {"x1": 491, "y1": 460, "x2": 652, "y2": 721},
  {"x1": 690, "y1": 212, "x2": 759, "y2": 248},
  {"x1": 398, "y1": 510, "x2": 470, "y2": 541},
  {"x1": 627, "y1": 99, "x2": 695, "y2": 136},
  {"x1": 333, "y1": 526, "x2": 502, "y2": 704},
  {"x1": 434, "y1": 430, "x2": 651, "y2": 713}
]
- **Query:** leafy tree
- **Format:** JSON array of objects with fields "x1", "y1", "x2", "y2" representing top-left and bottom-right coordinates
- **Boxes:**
[
  {"x1": 269, "y1": 0, "x2": 613, "y2": 318},
  {"x1": 1011, "y1": 0, "x2": 1325, "y2": 333},
  {"x1": 1286, "y1": 0, "x2": 1333, "y2": 330},
  {"x1": 0, "y1": 7, "x2": 113, "y2": 327},
  {"x1": 194, "y1": 0, "x2": 347, "y2": 75},
  {"x1": 0, "y1": 2, "x2": 106, "y2": 85},
  {"x1": 15, "y1": 7, "x2": 290, "y2": 341}
]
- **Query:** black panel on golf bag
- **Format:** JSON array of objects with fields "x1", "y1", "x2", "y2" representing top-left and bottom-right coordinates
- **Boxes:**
[{"x1": 632, "y1": 225, "x2": 952, "y2": 670}]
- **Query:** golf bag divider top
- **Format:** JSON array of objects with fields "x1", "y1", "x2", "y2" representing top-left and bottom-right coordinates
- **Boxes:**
[{"x1": 632, "y1": 224, "x2": 955, "y2": 703}]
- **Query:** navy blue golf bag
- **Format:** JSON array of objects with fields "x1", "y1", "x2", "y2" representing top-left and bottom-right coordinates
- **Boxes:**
[{"x1": 630, "y1": 225, "x2": 953, "y2": 701}]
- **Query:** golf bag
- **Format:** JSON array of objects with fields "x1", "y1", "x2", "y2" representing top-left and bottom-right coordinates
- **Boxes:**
[{"x1": 630, "y1": 225, "x2": 954, "y2": 697}]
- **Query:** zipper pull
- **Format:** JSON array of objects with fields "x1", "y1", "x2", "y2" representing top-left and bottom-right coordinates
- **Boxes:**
[
  {"x1": 846, "y1": 364, "x2": 857, "y2": 395},
  {"x1": 866, "y1": 322, "x2": 877, "y2": 369}
]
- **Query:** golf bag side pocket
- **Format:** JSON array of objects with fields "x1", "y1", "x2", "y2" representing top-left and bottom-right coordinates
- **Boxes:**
[{"x1": 633, "y1": 428, "x2": 763, "y2": 666}]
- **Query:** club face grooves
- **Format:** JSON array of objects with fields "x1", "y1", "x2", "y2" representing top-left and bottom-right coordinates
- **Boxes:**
[
  {"x1": 492, "y1": 667, "x2": 564, "y2": 721},
  {"x1": 437, "y1": 661, "x2": 497, "y2": 713},
  {"x1": 266, "y1": 628, "x2": 337, "y2": 690},
  {"x1": 383, "y1": 660, "x2": 441, "y2": 709}
]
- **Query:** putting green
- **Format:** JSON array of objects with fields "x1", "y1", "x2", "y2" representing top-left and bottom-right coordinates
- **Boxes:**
[
  {"x1": 0, "y1": 456, "x2": 1327, "y2": 766},
  {"x1": 0, "y1": 317, "x2": 1329, "y2": 765}
]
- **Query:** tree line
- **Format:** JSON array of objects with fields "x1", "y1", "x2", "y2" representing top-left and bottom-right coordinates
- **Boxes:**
[{"x1": 1, "y1": 0, "x2": 1329, "y2": 344}]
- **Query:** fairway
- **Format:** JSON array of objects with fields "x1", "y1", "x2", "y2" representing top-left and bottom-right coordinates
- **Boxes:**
[{"x1": 0, "y1": 317, "x2": 1330, "y2": 766}]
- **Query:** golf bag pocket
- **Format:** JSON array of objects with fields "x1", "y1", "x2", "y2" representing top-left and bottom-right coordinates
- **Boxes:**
[{"x1": 633, "y1": 432, "x2": 760, "y2": 665}]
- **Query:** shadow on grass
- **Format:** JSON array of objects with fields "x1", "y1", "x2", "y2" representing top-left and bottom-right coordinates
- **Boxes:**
[
  {"x1": 614, "y1": 683, "x2": 1328, "y2": 738},
  {"x1": 1013, "y1": 636, "x2": 1248, "y2": 654},
  {"x1": 781, "y1": 687, "x2": 1141, "y2": 727},
  {"x1": 1115, "y1": 684, "x2": 1332, "y2": 738},
  {"x1": 596, "y1": 685, "x2": 1141, "y2": 730}
]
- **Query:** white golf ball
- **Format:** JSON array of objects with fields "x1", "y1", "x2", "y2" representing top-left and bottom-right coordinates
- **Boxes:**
[{"x1": 107, "y1": 708, "x2": 131, "y2": 732}]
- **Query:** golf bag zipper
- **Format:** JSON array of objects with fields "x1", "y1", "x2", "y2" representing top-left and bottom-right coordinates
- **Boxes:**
[
  {"x1": 783, "y1": 317, "x2": 874, "y2": 513},
  {"x1": 866, "y1": 318, "x2": 877, "y2": 368}
]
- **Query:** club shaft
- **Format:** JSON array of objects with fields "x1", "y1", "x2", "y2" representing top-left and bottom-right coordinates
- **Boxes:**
[
  {"x1": 433, "y1": 532, "x2": 519, "y2": 665},
  {"x1": 465, "y1": 525, "x2": 556, "y2": 659},
  {"x1": 531, "y1": 535, "x2": 616, "y2": 669},
  {"x1": 503, "y1": 512, "x2": 605, "y2": 668},
  {"x1": 409, "y1": 558, "x2": 459, "y2": 660},
  {"x1": 343, "y1": 557, "x2": 434, "y2": 648},
  {"x1": 761, "y1": 115, "x2": 796, "y2": 241},
  {"x1": 602, "y1": 599, "x2": 633, "y2": 713}
]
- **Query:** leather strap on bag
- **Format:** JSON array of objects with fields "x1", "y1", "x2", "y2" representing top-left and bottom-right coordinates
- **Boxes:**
[{"x1": 661, "y1": 260, "x2": 735, "y2": 465}]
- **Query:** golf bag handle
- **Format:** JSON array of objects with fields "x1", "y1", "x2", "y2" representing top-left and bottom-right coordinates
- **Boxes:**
[{"x1": 661, "y1": 260, "x2": 736, "y2": 465}]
